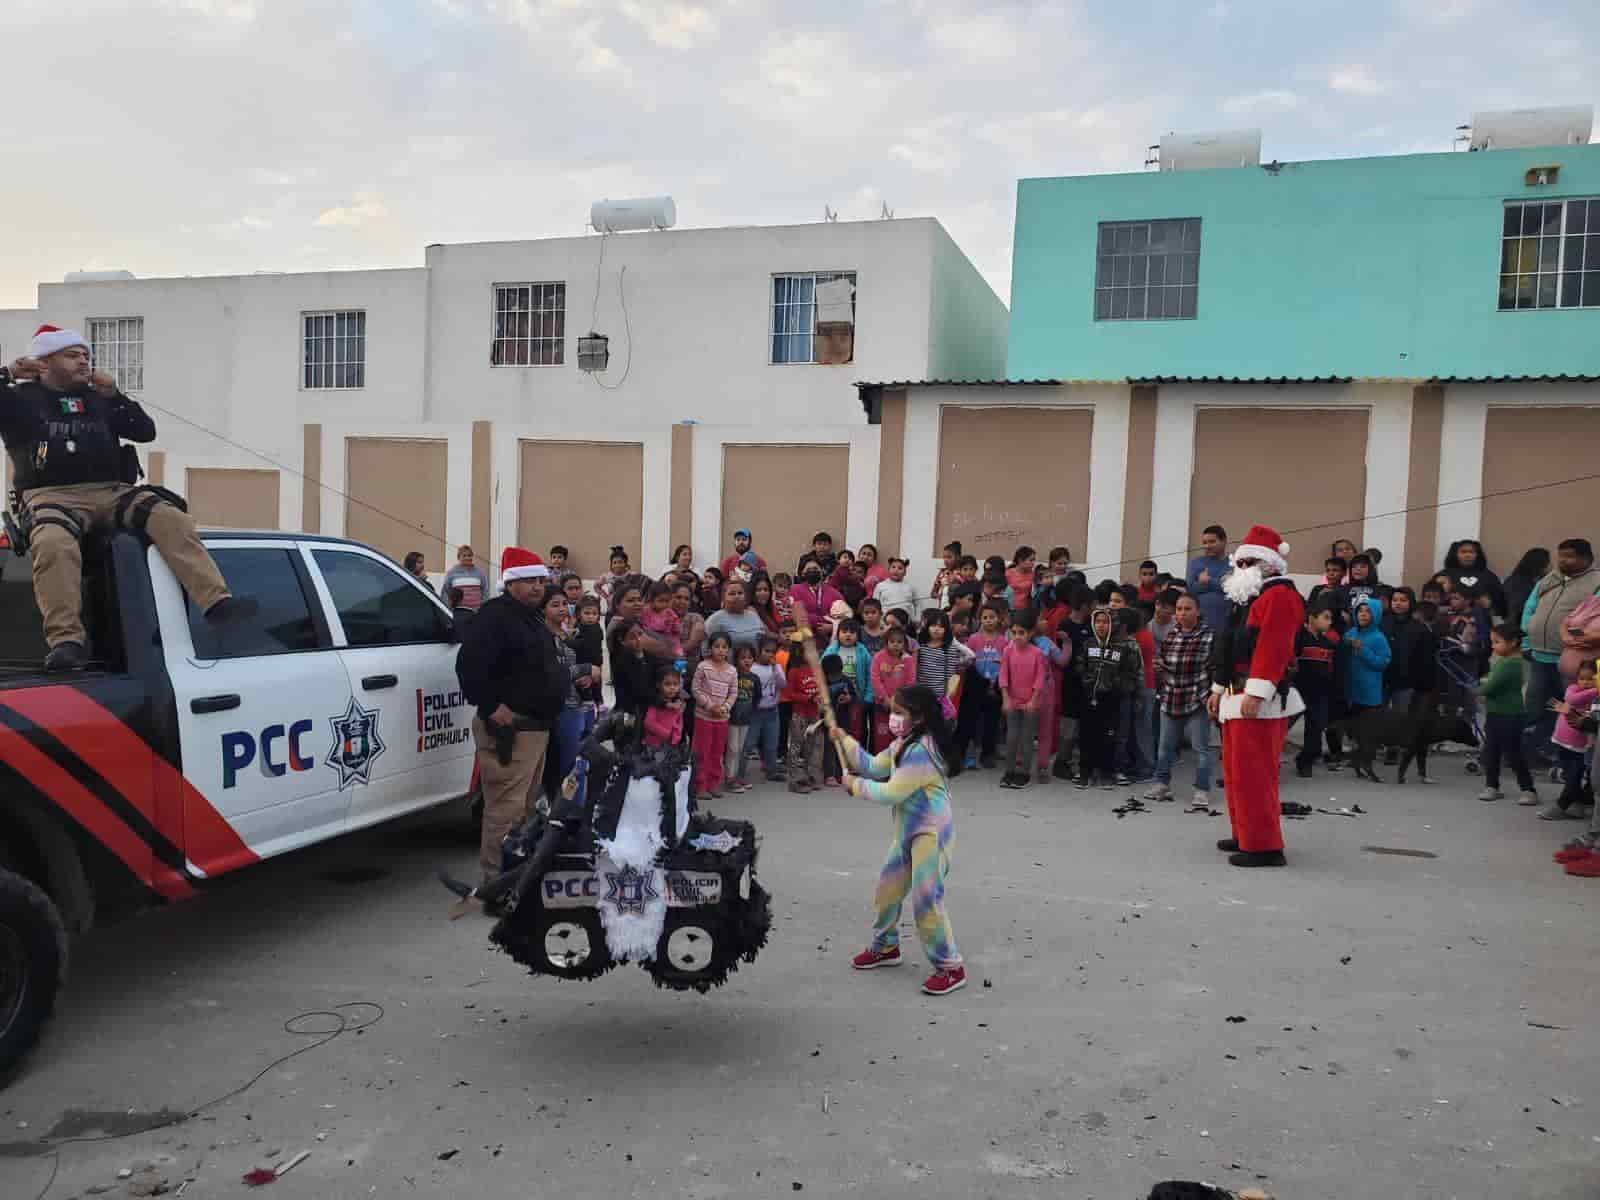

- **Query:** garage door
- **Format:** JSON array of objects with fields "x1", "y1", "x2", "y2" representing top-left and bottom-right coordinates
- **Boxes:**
[
  {"x1": 1481, "y1": 406, "x2": 1600, "y2": 571},
  {"x1": 933, "y1": 407, "x2": 1091, "y2": 561},
  {"x1": 722, "y1": 444, "x2": 850, "y2": 575},
  {"x1": 1190, "y1": 409, "x2": 1366, "y2": 575},
  {"x1": 186, "y1": 468, "x2": 280, "y2": 530},
  {"x1": 345, "y1": 438, "x2": 449, "y2": 566},
  {"x1": 518, "y1": 440, "x2": 644, "y2": 580}
]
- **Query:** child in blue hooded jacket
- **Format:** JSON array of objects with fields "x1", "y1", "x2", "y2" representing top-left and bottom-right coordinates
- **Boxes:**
[{"x1": 1342, "y1": 595, "x2": 1392, "y2": 712}]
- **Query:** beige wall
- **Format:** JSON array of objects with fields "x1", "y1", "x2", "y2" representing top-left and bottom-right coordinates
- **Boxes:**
[
  {"x1": 1121, "y1": 385, "x2": 1158, "y2": 571},
  {"x1": 669, "y1": 423, "x2": 693, "y2": 558},
  {"x1": 932, "y1": 406, "x2": 1092, "y2": 560},
  {"x1": 1480, "y1": 406, "x2": 1600, "y2": 571},
  {"x1": 875, "y1": 390, "x2": 907, "y2": 559},
  {"x1": 1190, "y1": 409, "x2": 1367, "y2": 575},
  {"x1": 345, "y1": 438, "x2": 449, "y2": 565},
  {"x1": 721, "y1": 444, "x2": 850, "y2": 574},
  {"x1": 518, "y1": 440, "x2": 644, "y2": 579},
  {"x1": 186, "y1": 468, "x2": 281, "y2": 530},
  {"x1": 470, "y1": 421, "x2": 492, "y2": 557}
]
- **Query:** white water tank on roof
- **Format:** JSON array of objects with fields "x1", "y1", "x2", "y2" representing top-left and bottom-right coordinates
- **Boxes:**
[
  {"x1": 1157, "y1": 129, "x2": 1262, "y2": 171},
  {"x1": 63, "y1": 269, "x2": 136, "y2": 282},
  {"x1": 590, "y1": 196, "x2": 677, "y2": 233},
  {"x1": 1468, "y1": 106, "x2": 1593, "y2": 150}
]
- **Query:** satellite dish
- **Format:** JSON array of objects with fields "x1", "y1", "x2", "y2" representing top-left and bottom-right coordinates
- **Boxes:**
[
  {"x1": 1155, "y1": 129, "x2": 1262, "y2": 171},
  {"x1": 1467, "y1": 106, "x2": 1593, "y2": 151}
]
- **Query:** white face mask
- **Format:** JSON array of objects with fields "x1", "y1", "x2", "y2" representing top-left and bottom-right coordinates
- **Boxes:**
[{"x1": 888, "y1": 713, "x2": 911, "y2": 738}]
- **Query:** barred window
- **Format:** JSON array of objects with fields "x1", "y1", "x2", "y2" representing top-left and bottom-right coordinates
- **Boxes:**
[
  {"x1": 87, "y1": 317, "x2": 144, "y2": 392},
  {"x1": 302, "y1": 310, "x2": 366, "y2": 389},
  {"x1": 1094, "y1": 219, "x2": 1201, "y2": 321},
  {"x1": 1499, "y1": 199, "x2": 1600, "y2": 310},
  {"x1": 771, "y1": 272, "x2": 857, "y2": 364},
  {"x1": 492, "y1": 283, "x2": 565, "y2": 366}
]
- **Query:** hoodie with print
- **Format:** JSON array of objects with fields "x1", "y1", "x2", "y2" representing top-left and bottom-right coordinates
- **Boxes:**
[{"x1": 1075, "y1": 607, "x2": 1142, "y2": 703}]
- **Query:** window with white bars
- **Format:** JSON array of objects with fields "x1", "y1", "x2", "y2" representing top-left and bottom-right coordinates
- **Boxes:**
[
  {"x1": 1094, "y1": 219, "x2": 1201, "y2": 321},
  {"x1": 87, "y1": 317, "x2": 144, "y2": 392},
  {"x1": 491, "y1": 283, "x2": 565, "y2": 366},
  {"x1": 771, "y1": 272, "x2": 857, "y2": 364},
  {"x1": 302, "y1": 310, "x2": 366, "y2": 389},
  {"x1": 1498, "y1": 198, "x2": 1600, "y2": 310}
]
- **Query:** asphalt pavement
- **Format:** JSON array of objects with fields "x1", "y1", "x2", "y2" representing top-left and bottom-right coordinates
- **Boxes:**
[{"x1": 1, "y1": 750, "x2": 1597, "y2": 1200}]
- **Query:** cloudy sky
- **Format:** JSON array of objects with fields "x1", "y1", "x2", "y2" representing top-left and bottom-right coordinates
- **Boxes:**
[{"x1": 1, "y1": 0, "x2": 1593, "y2": 309}]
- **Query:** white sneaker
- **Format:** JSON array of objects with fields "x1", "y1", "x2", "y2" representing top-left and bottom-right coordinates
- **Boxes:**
[
  {"x1": 1478, "y1": 788, "x2": 1503, "y2": 802},
  {"x1": 1189, "y1": 791, "x2": 1211, "y2": 812},
  {"x1": 1517, "y1": 791, "x2": 1540, "y2": 806},
  {"x1": 1144, "y1": 782, "x2": 1173, "y2": 802}
]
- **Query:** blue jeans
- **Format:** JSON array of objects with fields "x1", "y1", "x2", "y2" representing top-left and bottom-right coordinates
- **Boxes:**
[
  {"x1": 1157, "y1": 707, "x2": 1212, "y2": 792},
  {"x1": 548, "y1": 704, "x2": 594, "y2": 804},
  {"x1": 1523, "y1": 658, "x2": 1562, "y2": 756},
  {"x1": 1132, "y1": 686, "x2": 1157, "y2": 778},
  {"x1": 749, "y1": 706, "x2": 781, "y2": 776}
]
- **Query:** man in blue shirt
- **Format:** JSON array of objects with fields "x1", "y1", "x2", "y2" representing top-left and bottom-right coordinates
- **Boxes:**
[{"x1": 1186, "y1": 524, "x2": 1233, "y2": 633}]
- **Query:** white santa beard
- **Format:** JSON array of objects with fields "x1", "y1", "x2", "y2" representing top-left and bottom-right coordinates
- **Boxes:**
[{"x1": 1222, "y1": 563, "x2": 1267, "y2": 605}]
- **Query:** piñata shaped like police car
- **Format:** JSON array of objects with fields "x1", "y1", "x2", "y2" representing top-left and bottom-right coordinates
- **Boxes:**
[{"x1": 446, "y1": 713, "x2": 772, "y2": 992}]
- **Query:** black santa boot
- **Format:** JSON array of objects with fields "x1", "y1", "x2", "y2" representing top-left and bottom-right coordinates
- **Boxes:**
[{"x1": 1228, "y1": 849, "x2": 1287, "y2": 868}]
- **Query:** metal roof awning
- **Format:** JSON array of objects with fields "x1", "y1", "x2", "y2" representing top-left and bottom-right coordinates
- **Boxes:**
[{"x1": 855, "y1": 374, "x2": 1600, "y2": 420}]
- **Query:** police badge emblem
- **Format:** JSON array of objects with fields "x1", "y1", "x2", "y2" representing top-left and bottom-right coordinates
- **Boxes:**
[{"x1": 326, "y1": 697, "x2": 386, "y2": 789}]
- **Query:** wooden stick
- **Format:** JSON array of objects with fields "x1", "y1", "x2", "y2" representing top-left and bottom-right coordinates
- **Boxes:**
[{"x1": 790, "y1": 610, "x2": 851, "y2": 764}]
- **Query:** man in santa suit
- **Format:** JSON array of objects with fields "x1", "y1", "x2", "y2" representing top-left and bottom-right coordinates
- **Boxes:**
[{"x1": 1205, "y1": 524, "x2": 1306, "y2": 867}]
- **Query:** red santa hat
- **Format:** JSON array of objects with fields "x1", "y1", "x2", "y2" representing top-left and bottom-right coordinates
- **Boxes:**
[
  {"x1": 1231, "y1": 524, "x2": 1291, "y2": 575},
  {"x1": 500, "y1": 546, "x2": 549, "y2": 582},
  {"x1": 30, "y1": 324, "x2": 88, "y2": 359}
]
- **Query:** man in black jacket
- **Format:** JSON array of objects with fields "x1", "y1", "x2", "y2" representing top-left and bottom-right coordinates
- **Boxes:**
[
  {"x1": 2, "y1": 326, "x2": 247, "y2": 670},
  {"x1": 455, "y1": 547, "x2": 565, "y2": 882}
]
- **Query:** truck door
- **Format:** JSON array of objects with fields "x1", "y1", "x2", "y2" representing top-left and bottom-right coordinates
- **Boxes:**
[
  {"x1": 305, "y1": 544, "x2": 473, "y2": 831},
  {"x1": 155, "y1": 541, "x2": 356, "y2": 868}
]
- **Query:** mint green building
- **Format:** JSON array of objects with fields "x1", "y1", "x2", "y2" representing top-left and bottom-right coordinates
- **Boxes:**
[{"x1": 1007, "y1": 145, "x2": 1600, "y2": 381}]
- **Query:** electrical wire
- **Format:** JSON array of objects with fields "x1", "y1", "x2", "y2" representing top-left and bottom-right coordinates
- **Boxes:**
[
  {"x1": 26, "y1": 1001, "x2": 383, "y2": 1200},
  {"x1": 1059, "y1": 467, "x2": 1600, "y2": 579},
  {"x1": 129, "y1": 397, "x2": 451, "y2": 553},
  {"x1": 590, "y1": 230, "x2": 607, "y2": 329},
  {"x1": 588, "y1": 264, "x2": 633, "y2": 391}
]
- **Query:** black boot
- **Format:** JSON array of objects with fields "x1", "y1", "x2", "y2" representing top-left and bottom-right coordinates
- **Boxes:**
[
  {"x1": 1216, "y1": 838, "x2": 1239, "y2": 853},
  {"x1": 1228, "y1": 850, "x2": 1287, "y2": 868},
  {"x1": 204, "y1": 594, "x2": 260, "y2": 624},
  {"x1": 43, "y1": 641, "x2": 87, "y2": 672}
]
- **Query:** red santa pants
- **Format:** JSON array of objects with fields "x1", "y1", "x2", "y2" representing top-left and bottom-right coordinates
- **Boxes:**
[{"x1": 1220, "y1": 716, "x2": 1288, "y2": 853}]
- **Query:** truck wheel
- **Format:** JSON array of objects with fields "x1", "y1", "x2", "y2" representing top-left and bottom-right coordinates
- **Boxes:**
[{"x1": 0, "y1": 868, "x2": 68, "y2": 1082}]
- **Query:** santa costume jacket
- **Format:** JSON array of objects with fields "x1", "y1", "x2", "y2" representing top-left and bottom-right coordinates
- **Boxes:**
[{"x1": 1209, "y1": 577, "x2": 1306, "y2": 723}]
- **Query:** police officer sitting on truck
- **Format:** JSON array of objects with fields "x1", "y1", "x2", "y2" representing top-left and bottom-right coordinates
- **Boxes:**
[{"x1": 0, "y1": 325, "x2": 253, "y2": 672}]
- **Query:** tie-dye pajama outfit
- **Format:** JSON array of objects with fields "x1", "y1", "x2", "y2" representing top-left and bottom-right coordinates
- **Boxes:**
[{"x1": 845, "y1": 734, "x2": 961, "y2": 970}]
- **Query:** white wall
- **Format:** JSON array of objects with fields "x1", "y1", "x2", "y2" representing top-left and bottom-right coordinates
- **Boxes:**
[
  {"x1": 1148, "y1": 382, "x2": 1413, "y2": 573},
  {"x1": 0, "y1": 309, "x2": 40, "y2": 365},
  {"x1": 925, "y1": 223, "x2": 1010, "y2": 382},
  {"x1": 424, "y1": 218, "x2": 980, "y2": 430},
  {"x1": 33, "y1": 269, "x2": 430, "y2": 517}
]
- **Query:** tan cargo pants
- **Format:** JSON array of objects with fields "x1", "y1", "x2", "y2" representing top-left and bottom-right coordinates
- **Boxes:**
[
  {"x1": 24, "y1": 481, "x2": 231, "y2": 648},
  {"x1": 472, "y1": 717, "x2": 550, "y2": 882}
]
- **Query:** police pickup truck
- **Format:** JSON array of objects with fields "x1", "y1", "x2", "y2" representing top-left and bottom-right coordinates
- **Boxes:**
[{"x1": 0, "y1": 527, "x2": 475, "y2": 1077}]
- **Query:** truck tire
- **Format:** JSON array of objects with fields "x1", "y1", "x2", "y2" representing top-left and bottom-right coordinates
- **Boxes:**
[{"x1": 0, "y1": 868, "x2": 68, "y2": 1083}]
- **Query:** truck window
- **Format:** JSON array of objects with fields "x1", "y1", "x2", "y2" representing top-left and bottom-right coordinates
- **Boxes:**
[
  {"x1": 0, "y1": 549, "x2": 49, "y2": 665},
  {"x1": 186, "y1": 548, "x2": 323, "y2": 659},
  {"x1": 312, "y1": 550, "x2": 451, "y2": 647}
]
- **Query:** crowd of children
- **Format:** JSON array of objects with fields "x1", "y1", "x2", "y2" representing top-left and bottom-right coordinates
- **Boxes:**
[{"x1": 454, "y1": 526, "x2": 1600, "y2": 880}]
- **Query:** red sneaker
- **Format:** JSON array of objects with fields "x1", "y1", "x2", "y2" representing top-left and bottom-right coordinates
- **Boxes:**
[
  {"x1": 1565, "y1": 854, "x2": 1600, "y2": 877},
  {"x1": 921, "y1": 966, "x2": 967, "y2": 996},
  {"x1": 1553, "y1": 842, "x2": 1596, "y2": 863},
  {"x1": 851, "y1": 945, "x2": 901, "y2": 970}
]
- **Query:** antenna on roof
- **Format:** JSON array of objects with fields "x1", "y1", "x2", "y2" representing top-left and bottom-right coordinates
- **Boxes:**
[
  {"x1": 879, "y1": 202, "x2": 895, "y2": 220},
  {"x1": 824, "y1": 205, "x2": 837, "y2": 223}
]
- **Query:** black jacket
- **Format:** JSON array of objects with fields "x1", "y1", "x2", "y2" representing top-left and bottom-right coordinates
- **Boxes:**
[
  {"x1": 1382, "y1": 611, "x2": 1437, "y2": 695},
  {"x1": 0, "y1": 375, "x2": 155, "y2": 491},
  {"x1": 455, "y1": 593, "x2": 565, "y2": 725}
]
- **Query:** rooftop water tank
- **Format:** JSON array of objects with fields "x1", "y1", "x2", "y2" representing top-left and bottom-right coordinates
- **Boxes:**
[
  {"x1": 1467, "y1": 105, "x2": 1593, "y2": 150},
  {"x1": 63, "y1": 269, "x2": 136, "y2": 282},
  {"x1": 1156, "y1": 129, "x2": 1262, "y2": 171},
  {"x1": 590, "y1": 196, "x2": 677, "y2": 233}
]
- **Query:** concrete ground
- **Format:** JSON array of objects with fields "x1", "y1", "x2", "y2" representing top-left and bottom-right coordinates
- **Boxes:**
[{"x1": 1, "y1": 751, "x2": 1597, "y2": 1200}]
